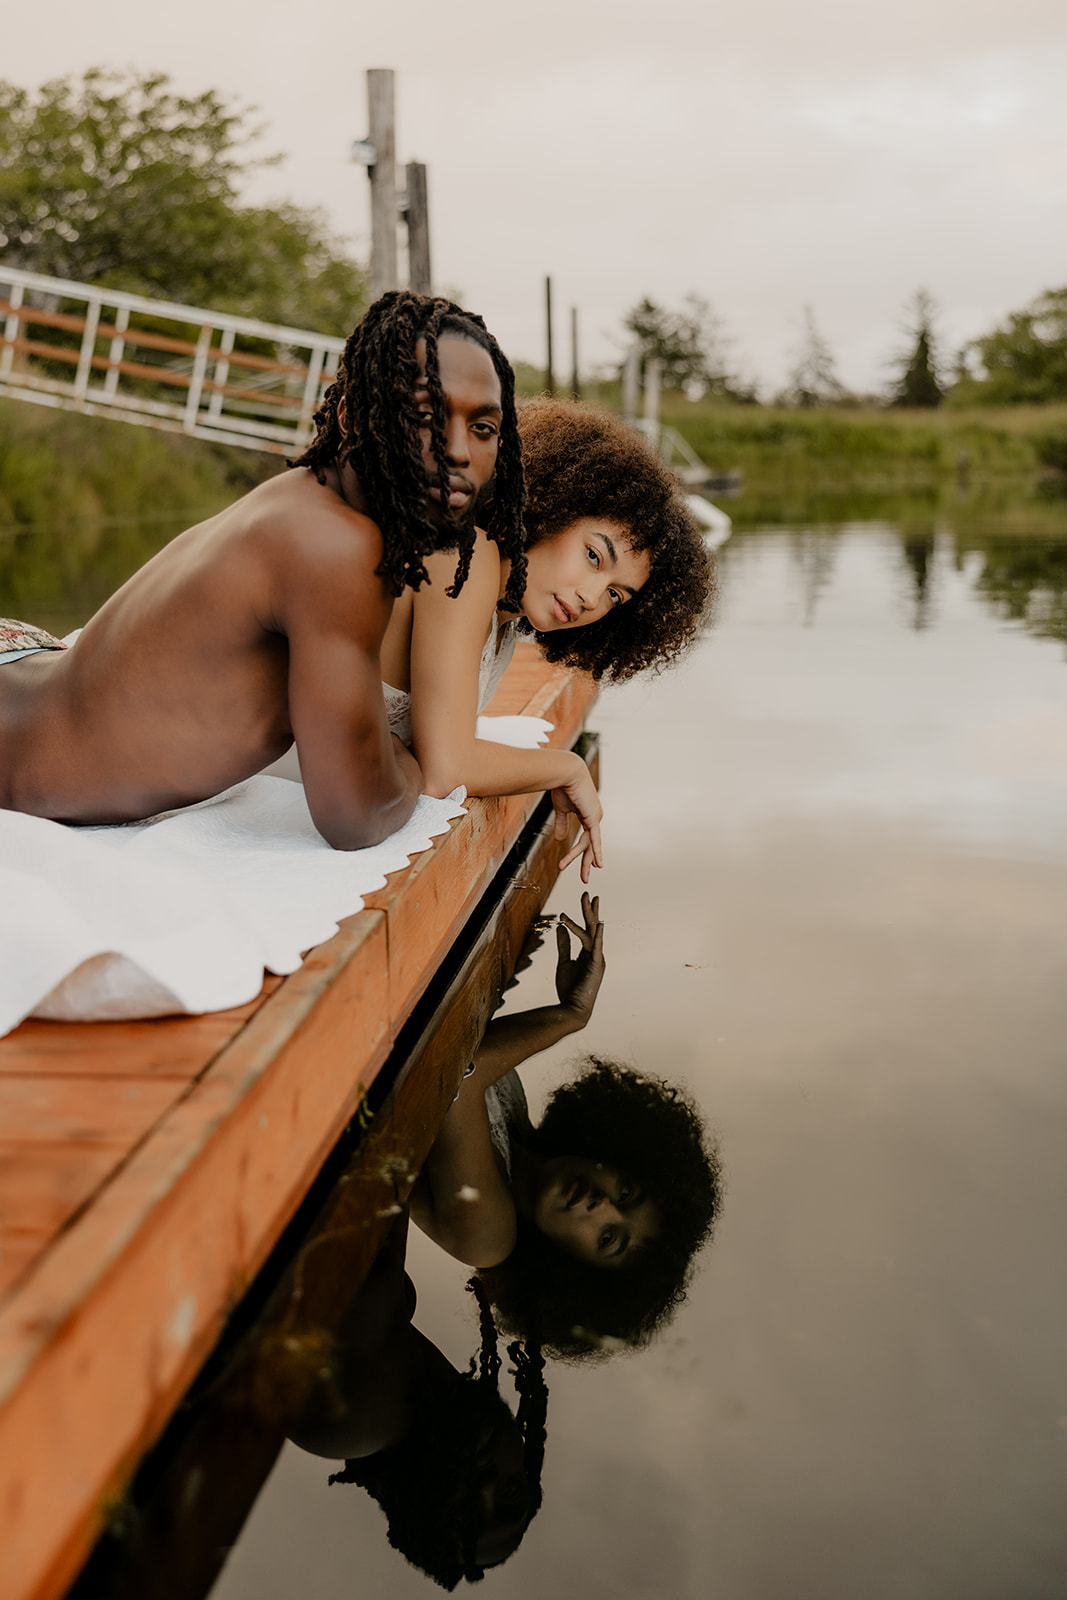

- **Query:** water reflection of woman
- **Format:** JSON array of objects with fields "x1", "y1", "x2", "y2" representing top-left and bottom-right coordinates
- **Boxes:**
[
  {"x1": 410, "y1": 896, "x2": 722, "y2": 1358},
  {"x1": 289, "y1": 1213, "x2": 548, "y2": 1590}
]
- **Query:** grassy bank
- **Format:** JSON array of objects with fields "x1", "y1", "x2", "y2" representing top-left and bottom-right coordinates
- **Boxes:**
[
  {"x1": 661, "y1": 395, "x2": 1066, "y2": 481},
  {"x1": 0, "y1": 398, "x2": 277, "y2": 529},
  {"x1": 516, "y1": 369, "x2": 1067, "y2": 524},
  {"x1": 5, "y1": 386, "x2": 1067, "y2": 622},
  {"x1": 0, "y1": 400, "x2": 279, "y2": 630}
]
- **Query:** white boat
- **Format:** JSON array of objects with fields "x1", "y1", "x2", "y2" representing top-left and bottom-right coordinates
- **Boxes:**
[{"x1": 686, "y1": 493, "x2": 732, "y2": 548}]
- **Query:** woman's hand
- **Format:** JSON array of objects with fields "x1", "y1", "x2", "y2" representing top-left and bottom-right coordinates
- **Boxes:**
[
  {"x1": 552, "y1": 754, "x2": 603, "y2": 882},
  {"x1": 555, "y1": 892, "x2": 605, "y2": 1030}
]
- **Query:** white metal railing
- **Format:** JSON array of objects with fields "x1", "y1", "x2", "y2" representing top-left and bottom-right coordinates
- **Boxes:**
[
  {"x1": 633, "y1": 416, "x2": 717, "y2": 485},
  {"x1": 0, "y1": 265, "x2": 347, "y2": 456}
]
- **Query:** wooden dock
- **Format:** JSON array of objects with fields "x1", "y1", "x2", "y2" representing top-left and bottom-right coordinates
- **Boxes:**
[{"x1": 0, "y1": 644, "x2": 597, "y2": 1600}]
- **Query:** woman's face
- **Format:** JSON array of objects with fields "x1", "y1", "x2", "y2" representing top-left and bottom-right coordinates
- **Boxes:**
[
  {"x1": 533, "y1": 1156, "x2": 660, "y2": 1268},
  {"x1": 520, "y1": 519, "x2": 651, "y2": 634}
]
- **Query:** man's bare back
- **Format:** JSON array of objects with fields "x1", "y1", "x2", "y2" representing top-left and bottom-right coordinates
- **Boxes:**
[
  {"x1": 0, "y1": 291, "x2": 521, "y2": 851},
  {"x1": 0, "y1": 467, "x2": 422, "y2": 849}
]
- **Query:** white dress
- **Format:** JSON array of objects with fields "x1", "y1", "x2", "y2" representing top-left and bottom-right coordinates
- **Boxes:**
[
  {"x1": 382, "y1": 613, "x2": 519, "y2": 748},
  {"x1": 484, "y1": 1069, "x2": 533, "y2": 1181}
]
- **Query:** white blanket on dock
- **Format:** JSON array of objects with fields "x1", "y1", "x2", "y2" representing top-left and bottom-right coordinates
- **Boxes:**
[{"x1": 0, "y1": 714, "x2": 552, "y2": 1037}]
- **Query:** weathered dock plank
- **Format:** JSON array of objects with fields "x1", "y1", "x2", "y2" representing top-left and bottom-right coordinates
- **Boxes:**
[{"x1": 0, "y1": 644, "x2": 595, "y2": 1600}]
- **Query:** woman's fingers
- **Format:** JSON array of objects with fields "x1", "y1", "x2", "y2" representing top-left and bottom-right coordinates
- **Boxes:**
[{"x1": 558, "y1": 833, "x2": 586, "y2": 873}]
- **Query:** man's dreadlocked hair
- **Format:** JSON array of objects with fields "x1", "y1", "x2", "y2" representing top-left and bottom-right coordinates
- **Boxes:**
[
  {"x1": 328, "y1": 1279, "x2": 547, "y2": 1590},
  {"x1": 480, "y1": 1058, "x2": 722, "y2": 1362},
  {"x1": 290, "y1": 291, "x2": 527, "y2": 606}
]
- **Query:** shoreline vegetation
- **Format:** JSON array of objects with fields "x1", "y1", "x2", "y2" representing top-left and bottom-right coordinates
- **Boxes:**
[
  {"x1": 4, "y1": 390, "x2": 1067, "y2": 650},
  {"x1": 4, "y1": 389, "x2": 1067, "y2": 529},
  {"x1": 512, "y1": 368, "x2": 1067, "y2": 528},
  {"x1": 4, "y1": 388, "x2": 1067, "y2": 630}
]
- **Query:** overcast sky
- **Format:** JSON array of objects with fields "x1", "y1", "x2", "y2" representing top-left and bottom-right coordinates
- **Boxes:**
[{"x1": 6, "y1": 0, "x2": 1067, "y2": 394}]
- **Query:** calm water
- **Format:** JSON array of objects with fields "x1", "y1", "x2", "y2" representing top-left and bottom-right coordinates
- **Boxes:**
[{"x1": 33, "y1": 500, "x2": 1067, "y2": 1599}]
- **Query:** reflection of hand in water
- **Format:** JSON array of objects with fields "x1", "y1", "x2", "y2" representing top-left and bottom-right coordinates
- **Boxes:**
[
  {"x1": 554, "y1": 891, "x2": 604, "y2": 1027},
  {"x1": 289, "y1": 1212, "x2": 548, "y2": 1588}
]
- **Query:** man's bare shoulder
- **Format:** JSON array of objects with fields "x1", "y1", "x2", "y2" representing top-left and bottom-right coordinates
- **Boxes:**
[
  {"x1": 243, "y1": 468, "x2": 385, "y2": 572},
  {"x1": 243, "y1": 470, "x2": 390, "y2": 640}
]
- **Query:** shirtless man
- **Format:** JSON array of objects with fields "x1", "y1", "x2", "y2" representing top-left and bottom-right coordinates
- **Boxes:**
[{"x1": 0, "y1": 293, "x2": 524, "y2": 849}]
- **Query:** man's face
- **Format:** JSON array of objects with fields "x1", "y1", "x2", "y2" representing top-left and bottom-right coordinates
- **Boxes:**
[{"x1": 414, "y1": 335, "x2": 503, "y2": 525}]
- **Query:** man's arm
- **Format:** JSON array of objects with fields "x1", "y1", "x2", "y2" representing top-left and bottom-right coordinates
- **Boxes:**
[{"x1": 277, "y1": 511, "x2": 423, "y2": 851}]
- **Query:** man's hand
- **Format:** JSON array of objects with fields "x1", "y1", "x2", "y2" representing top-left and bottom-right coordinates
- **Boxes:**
[
  {"x1": 555, "y1": 892, "x2": 605, "y2": 1030},
  {"x1": 552, "y1": 753, "x2": 603, "y2": 883}
]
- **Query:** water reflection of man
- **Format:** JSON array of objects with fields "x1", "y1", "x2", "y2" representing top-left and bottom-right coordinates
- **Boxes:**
[
  {"x1": 289, "y1": 1212, "x2": 547, "y2": 1589},
  {"x1": 411, "y1": 896, "x2": 722, "y2": 1359}
]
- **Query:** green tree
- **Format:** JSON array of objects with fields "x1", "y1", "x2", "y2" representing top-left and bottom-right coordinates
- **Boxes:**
[
  {"x1": 621, "y1": 293, "x2": 751, "y2": 399},
  {"x1": 890, "y1": 290, "x2": 944, "y2": 407},
  {"x1": 0, "y1": 69, "x2": 366, "y2": 335},
  {"x1": 955, "y1": 287, "x2": 1067, "y2": 405},
  {"x1": 783, "y1": 305, "x2": 844, "y2": 407}
]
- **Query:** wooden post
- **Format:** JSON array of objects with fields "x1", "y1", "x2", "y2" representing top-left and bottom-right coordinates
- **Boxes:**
[
  {"x1": 405, "y1": 161, "x2": 432, "y2": 296},
  {"x1": 643, "y1": 355, "x2": 662, "y2": 434},
  {"x1": 622, "y1": 344, "x2": 639, "y2": 425},
  {"x1": 570, "y1": 306, "x2": 580, "y2": 401},
  {"x1": 544, "y1": 276, "x2": 555, "y2": 396},
  {"x1": 367, "y1": 69, "x2": 398, "y2": 301}
]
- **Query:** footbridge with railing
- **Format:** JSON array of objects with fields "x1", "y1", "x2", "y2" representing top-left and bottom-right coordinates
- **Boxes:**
[
  {"x1": 0, "y1": 264, "x2": 344, "y2": 457},
  {"x1": 0, "y1": 261, "x2": 738, "y2": 527}
]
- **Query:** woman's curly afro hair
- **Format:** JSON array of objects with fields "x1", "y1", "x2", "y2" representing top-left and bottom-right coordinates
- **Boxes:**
[
  {"x1": 516, "y1": 399, "x2": 714, "y2": 682},
  {"x1": 479, "y1": 1058, "x2": 722, "y2": 1361}
]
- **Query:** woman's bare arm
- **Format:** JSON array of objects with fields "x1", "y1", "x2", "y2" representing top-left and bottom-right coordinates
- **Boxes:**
[
  {"x1": 408, "y1": 1082, "x2": 517, "y2": 1268},
  {"x1": 409, "y1": 898, "x2": 605, "y2": 1266},
  {"x1": 407, "y1": 537, "x2": 603, "y2": 878}
]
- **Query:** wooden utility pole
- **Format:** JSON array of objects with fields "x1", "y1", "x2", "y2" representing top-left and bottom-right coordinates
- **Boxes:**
[
  {"x1": 622, "y1": 344, "x2": 639, "y2": 424},
  {"x1": 404, "y1": 161, "x2": 432, "y2": 295},
  {"x1": 367, "y1": 69, "x2": 398, "y2": 300},
  {"x1": 570, "y1": 306, "x2": 580, "y2": 400},
  {"x1": 544, "y1": 276, "x2": 555, "y2": 395}
]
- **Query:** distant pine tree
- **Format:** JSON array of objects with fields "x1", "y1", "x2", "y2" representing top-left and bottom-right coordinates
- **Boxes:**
[
  {"x1": 891, "y1": 291, "x2": 944, "y2": 408},
  {"x1": 784, "y1": 306, "x2": 845, "y2": 407},
  {"x1": 620, "y1": 293, "x2": 753, "y2": 399}
]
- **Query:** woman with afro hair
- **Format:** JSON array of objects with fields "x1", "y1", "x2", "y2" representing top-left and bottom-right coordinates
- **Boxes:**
[
  {"x1": 371, "y1": 393, "x2": 714, "y2": 884},
  {"x1": 410, "y1": 895, "x2": 722, "y2": 1360}
]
